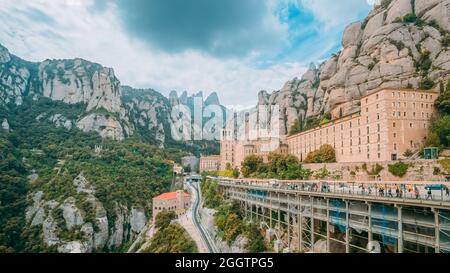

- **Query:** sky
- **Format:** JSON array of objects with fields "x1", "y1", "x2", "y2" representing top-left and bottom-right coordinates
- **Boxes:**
[{"x1": 0, "y1": 0, "x2": 374, "y2": 107}]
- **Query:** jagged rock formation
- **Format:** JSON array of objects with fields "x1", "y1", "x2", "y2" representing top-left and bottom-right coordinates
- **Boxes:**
[
  {"x1": 257, "y1": 0, "x2": 450, "y2": 135},
  {"x1": 122, "y1": 86, "x2": 172, "y2": 146},
  {"x1": 0, "y1": 44, "x2": 133, "y2": 140},
  {"x1": 25, "y1": 174, "x2": 147, "y2": 253},
  {"x1": 0, "y1": 42, "x2": 227, "y2": 146}
]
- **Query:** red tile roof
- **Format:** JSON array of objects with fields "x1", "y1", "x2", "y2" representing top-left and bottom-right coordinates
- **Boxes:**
[{"x1": 154, "y1": 191, "x2": 189, "y2": 200}]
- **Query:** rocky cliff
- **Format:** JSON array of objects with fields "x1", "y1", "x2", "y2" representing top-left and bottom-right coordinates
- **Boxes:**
[
  {"x1": 25, "y1": 174, "x2": 147, "y2": 253},
  {"x1": 0, "y1": 43, "x2": 227, "y2": 146},
  {"x1": 0, "y1": 44, "x2": 133, "y2": 140},
  {"x1": 257, "y1": 0, "x2": 450, "y2": 135}
]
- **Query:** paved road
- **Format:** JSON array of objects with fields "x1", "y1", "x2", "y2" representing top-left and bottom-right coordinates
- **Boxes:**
[{"x1": 187, "y1": 181, "x2": 220, "y2": 253}]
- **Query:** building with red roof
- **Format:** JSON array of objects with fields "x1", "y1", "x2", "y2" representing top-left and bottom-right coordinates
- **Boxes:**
[{"x1": 152, "y1": 190, "x2": 191, "y2": 221}]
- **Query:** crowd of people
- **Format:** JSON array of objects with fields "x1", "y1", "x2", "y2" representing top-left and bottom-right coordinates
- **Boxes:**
[{"x1": 281, "y1": 181, "x2": 450, "y2": 201}]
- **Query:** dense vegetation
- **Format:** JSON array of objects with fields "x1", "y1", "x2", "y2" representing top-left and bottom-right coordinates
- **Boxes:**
[
  {"x1": 304, "y1": 144, "x2": 337, "y2": 163},
  {"x1": 154, "y1": 211, "x2": 177, "y2": 230},
  {"x1": 0, "y1": 98, "x2": 193, "y2": 252},
  {"x1": 241, "y1": 153, "x2": 312, "y2": 180},
  {"x1": 388, "y1": 162, "x2": 410, "y2": 178},
  {"x1": 145, "y1": 224, "x2": 198, "y2": 253},
  {"x1": 143, "y1": 211, "x2": 198, "y2": 253},
  {"x1": 0, "y1": 133, "x2": 29, "y2": 252},
  {"x1": 200, "y1": 178, "x2": 223, "y2": 208},
  {"x1": 289, "y1": 114, "x2": 331, "y2": 136},
  {"x1": 425, "y1": 80, "x2": 450, "y2": 150},
  {"x1": 201, "y1": 179, "x2": 267, "y2": 252}
]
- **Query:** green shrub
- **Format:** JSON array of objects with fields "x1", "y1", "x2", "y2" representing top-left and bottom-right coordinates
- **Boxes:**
[
  {"x1": 419, "y1": 78, "x2": 435, "y2": 90},
  {"x1": 388, "y1": 162, "x2": 409, "y2": 177},
  {"x1": 145, "y1": 223, "x2": 198, "y2": 253},
  {"x1": 435, "y1": 84, "x2": 450, "y2": 115},
  {"x1": 442, "y1": 35, "x2": 450, "y2": 48},
  {"x1": 403, "y1": 149, "x2": 414, "y2": 158},
  {"x1": 402, "y1": 13, "x2": 418, "y2": 23},
  {"x1": 241, "y1": 155, "x2": 264, "y2": 178},
  {"x1": 416, "y1": 51, "x2": 432, "y2": 73},
  {"x1": 304, "y1": 145, "x2": 337, "y2": 163},
  {"x1": 366, "y1": 164, "x2": 384, "y2": 176},
  {"x1": 154, "y1": 211, "x2": 176, "y2": 230}
]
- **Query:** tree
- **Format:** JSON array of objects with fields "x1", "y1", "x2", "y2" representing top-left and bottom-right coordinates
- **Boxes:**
[
  {"x1": 435, "y1": 87, "x2": 450, "y2": 115},
  {"x1": 431, "y1": 115, "x2": 450, "y2": 148},
  {"x1": 388, "y1": 162, "x2": 409, "y2": 178},
  {"x1": 183, "y1": 165, "x2": 191, "y2": 173},
  {"x1": 304, "y1": 144, "x2": 337, "y2": 163},
  {"x1": 154, "y1": 211, "x2": 176, "y2": 230},
  {"x1": 403, "y1": 149, "x2": 414, "y2": 158},
  {"x1": 232, "y1": 168, "x2": 240, "y2": 179},
  {"x1": 241, "y1": 155, "x2": 264, "y2": 178},
  {"x1": 245, "y1": 223, "x2": 267, "y2": 253},
  {"x1": 145, "y1": 223, "x2": 198, "y2": 253},
  {"x1": 289, "y1": 119, "x2": 302, "y2": 136}
]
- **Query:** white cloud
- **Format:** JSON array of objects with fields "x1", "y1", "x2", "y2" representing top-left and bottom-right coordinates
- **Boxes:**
[
  {"x1": 0, "y1": 0, "x2": 373, "y2": 107},
  {"x1": 298, "y1": 0, "x2": 371, "y2": 30},
  {"x1": 0, "y1": 0, "x2": 307, "y2": 106}
]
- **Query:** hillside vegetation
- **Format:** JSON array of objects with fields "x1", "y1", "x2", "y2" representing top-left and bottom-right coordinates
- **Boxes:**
[{"x1": 0, "y1": 98, "x2": 189, "y2": 253}]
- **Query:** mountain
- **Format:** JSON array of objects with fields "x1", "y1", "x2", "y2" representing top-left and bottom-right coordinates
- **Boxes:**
[
  {"x1": 257, "y1": 0, "x2": 450, "y2": 135},
  {"x1": 0, "y1": 43, "x2": 228, "y2": 147},
  {"x1": 0, "y1": 42, "x2": 228, "y2": 253}
]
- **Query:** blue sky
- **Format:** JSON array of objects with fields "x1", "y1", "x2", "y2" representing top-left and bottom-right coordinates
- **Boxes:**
[{"x1": 0, "y1": 0, "x2": 373, "y2": 107}]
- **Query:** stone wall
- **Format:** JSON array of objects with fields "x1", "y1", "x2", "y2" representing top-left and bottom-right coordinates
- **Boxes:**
[{"x1": 303, "y1": 159, "x2": 446, "y2": 181}]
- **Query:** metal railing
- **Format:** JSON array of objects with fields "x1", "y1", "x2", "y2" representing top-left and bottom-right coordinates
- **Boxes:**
[{"x1": 212, "y1": 177, "x2": 450, "y2": 204}]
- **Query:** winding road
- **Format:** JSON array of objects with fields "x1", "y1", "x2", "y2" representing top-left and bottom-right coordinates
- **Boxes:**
[{"x1": 186, "y1": 179, "x2": 220, "y2": 253}]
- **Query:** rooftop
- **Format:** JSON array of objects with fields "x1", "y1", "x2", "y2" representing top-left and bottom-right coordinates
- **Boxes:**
[
  {"x1": 360, "y1": 87, "x2": 439, "y2": 99},
  {"x1": 154, "y1": 191, "x2": 189, "y2": 200}
]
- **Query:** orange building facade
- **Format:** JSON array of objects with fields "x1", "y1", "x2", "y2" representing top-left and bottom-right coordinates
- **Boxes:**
[
  {"x1": 218, "y1": 88, "x2": 438, "y2": 169},
  {"x1": 152, "y1": 190, "x2": 190, "y2": 221},
  {"x1": 287, "y1": 88, "x2": 437, "y2": 163}
]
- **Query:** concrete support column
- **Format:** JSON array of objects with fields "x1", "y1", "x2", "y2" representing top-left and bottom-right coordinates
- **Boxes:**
[
  {"x1": 278, "y1": 193, "x2": 281, "y2": 229},
  {"x1": 434, "y1": 208, "x2": 440, "y2": 253},
  {"x1": 345, "y1": 201, "x2": 350, "y2": 253},
  {"x1": 269, "y1": 192, "x2": 273, "y2": 229},
  {"x1": 287, "y1": 196, "x2": 291, "y2": 249},
  {"x1": 368, "y1": 202, "x2": 373, "y2": 242},
  {"x1": 326, "y1": 198, "x2": 330, "y2": 253},
  {"x1": 298, "y1": 194, "x2": 303, "y2": 252},
  {"x1": 311, "y1": 196, "x2": 315, "y2": 252},
  {"x1": 245, "y1": 200, "x2": 248, "y2": 219},
  {"x1": 397, "y1": 205, "x2": 403, "y2": 253}
]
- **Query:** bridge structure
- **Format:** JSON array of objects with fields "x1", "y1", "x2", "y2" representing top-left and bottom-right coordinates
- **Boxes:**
[{"x1": 213, "y1": 177, "x2": 450, "y2": 253}]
